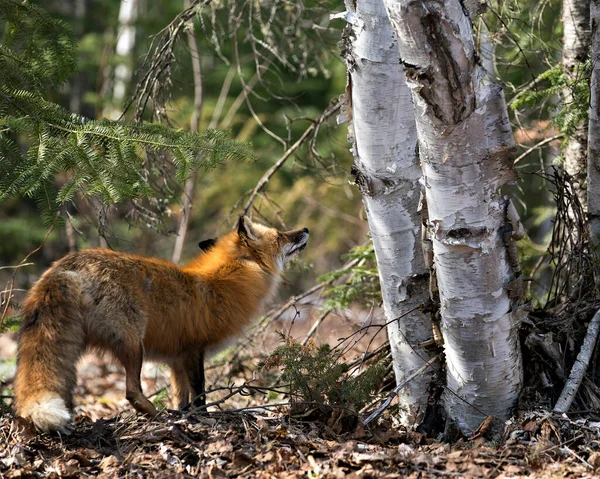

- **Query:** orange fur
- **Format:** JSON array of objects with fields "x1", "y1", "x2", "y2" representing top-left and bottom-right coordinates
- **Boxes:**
[{"x1": 14, "y1": 217, "x2": 309, "y2": 431}]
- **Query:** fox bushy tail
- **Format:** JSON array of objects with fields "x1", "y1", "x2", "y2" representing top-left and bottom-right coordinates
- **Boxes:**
[{"x1": 14, "y1": 272, "x2": 86, "y2": 432}]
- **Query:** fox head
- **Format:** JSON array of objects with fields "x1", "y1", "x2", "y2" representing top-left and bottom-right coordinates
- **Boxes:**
[
  {"x1": 235, "y1": 216, "x2": 309, "y2": 271},
  {"x1": 192, "y1": 216, "x2": 309, "y2": 275}
]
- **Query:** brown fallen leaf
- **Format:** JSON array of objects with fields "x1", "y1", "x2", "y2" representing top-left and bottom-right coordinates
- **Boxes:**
[
  {"x1": 232, "y1": 451, "x2": 254, "y2": 468},
  {"x1": 200, "y1": 464, "x2": 227, "y2": 479},
  {"x1": 588, "y1": 451, "x2": 600, "y2": 470},
  {"x1": 99, "y1": 455, "x2": 120, "y2": 473}
]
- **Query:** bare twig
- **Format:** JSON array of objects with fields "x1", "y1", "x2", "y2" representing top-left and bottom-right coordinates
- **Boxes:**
[
  {"x1": 514, "y1": 134, "x2": 563, "y2": 164},
  {"x1": 182, "y1": 382, "x2": 288, "y2": 417},
  {"x1": 220, "y1": 72, "x2": 260, "y2": 128},
  {"x1": 127, "y1": 0, "x2": 212, "y2": 121},
  {"x1": 554, "y1": 308, "x2": 600, "y2": 413},
  {"x1": 209, "y1": 66, "x2": 235, "y2": 129},
  {"x1": 241, "y1": 101, "x2": 340, "y2": 216},
  {"x1": 536, "y1": 167, "x2": 593, "y2": 307},
  {"x1": 0, "y1": 212, "x2": 60, "y2": 330},
  {"x1": 0, "y1": 263, "x2": 34, "y2": 271},
  {"x1": 300, "y1": 310, "x2": 331, "y2": 346},
  {"x1": 362, "y1": 354, "x2": 442, "y2": 425},
  {"x1": 233, "y1": 31, "x2": 285, "y2": 147}
]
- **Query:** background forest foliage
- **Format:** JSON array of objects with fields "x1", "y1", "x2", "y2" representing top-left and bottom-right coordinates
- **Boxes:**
[{"x1": 0, "y1": 0, "x2": 577, "y2": 330}]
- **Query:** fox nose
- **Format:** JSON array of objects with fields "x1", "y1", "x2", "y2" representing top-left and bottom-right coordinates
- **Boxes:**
[{"x1": 302, "y1": 228, "x2": 309, "y2": 234}]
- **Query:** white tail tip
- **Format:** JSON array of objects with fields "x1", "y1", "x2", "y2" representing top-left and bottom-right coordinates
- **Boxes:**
[{"x1": 21, "y1": 393, "x2": 71, "y2": 432}]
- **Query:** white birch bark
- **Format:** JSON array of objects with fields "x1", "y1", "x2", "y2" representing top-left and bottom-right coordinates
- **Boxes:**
[
  {"x1": 477, "y1": 20, "x2": 496, "y2": 86},
  {"x1": 338, "y1": 0, "x2": 435, "y2": 425},
  {"x1": 563, "y1": 0, "x2": 590, "y2": 207},
  {"x1": 383, "y1": 0, "x2": 523, "y2": 433},
  {"x1": 589, "y1": 1, "x2": 600, "y2": 272},
  {"x1": 107, "y1": 0, "x2": 138, "y2": 119}
]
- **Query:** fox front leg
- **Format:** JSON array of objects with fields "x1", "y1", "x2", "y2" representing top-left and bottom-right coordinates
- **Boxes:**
[{"x1": 170, "y1": 361, "x2": 191, "y2": 409}]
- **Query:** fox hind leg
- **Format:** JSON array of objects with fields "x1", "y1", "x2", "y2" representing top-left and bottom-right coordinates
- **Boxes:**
[
  {"x1": 115, "y1": 341, "x2": 158, "y2": 417},
  {"x1": 186, "y1": 348, "x2": 206, "y2": 407}
]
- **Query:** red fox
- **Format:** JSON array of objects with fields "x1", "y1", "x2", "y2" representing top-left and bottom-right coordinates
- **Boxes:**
[{"x1": 14, "y1": 216, "x2": 309, "y2": 432}]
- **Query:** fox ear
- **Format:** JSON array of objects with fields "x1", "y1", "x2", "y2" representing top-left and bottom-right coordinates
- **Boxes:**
[
  {"x1": 237, "y1": 215, "x2": 257, "y2": 241},
  {"x1": 198, "y1": 238, "x2": 216, "y2": 253}
]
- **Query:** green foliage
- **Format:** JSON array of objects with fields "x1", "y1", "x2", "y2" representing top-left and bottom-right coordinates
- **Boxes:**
[
  {"x1": 0, "y1": 0, "x2": 254, "y2": 222},
  {"x1": 0, "y1": 0, "x2": 77, "y2": 92},
  {"x1": 263, "y1": 335, "x2": 387, "y2": 412},
  {"x1": 152, "y1": 387, "x2": 170, "y2": 411},
  {"x1": 318, "y1": 243, "x2": 381, "y2": 310},
  {"x1": 510, "y1": 62, "x2": 590, "y2": 140},
  {"x1": 1, "y1": 314, "x2": 21, "y2": 332}
]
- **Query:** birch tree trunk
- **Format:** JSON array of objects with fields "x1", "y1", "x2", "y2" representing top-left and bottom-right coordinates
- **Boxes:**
[
  {"x1": 339, "y1": 0, "x2": 436, "y2": 425},
  {"x1": 563, "y1": 0, "x2": 590, "y2": 207},
  {"x1": 106, "y1": 0, "x2": 138, "y2": 119},
  {"x1": 588, "y1": 0, "x2": 600, "y2": 279},
  {"x1": 383, "y1": 0, "x2": 523, "y2": 433}
]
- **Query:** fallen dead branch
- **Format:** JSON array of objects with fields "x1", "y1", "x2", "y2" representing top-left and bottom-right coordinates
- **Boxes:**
[{"x1": 554, "y1": 308, "x2": 600, "y2": 413}]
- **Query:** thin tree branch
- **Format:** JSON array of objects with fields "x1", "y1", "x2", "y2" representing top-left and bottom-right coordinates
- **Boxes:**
[
  {"x1": 514, "y1": 134, "x2": 564, "y2": 164},
  {"x1": 0, "y1": 212, "x2": 60, "y2": 329},
  {"x1": 241, "y1": 101, "x2": 340, "y2": 216},
  {"x1": 0, "y1": 263, "x2": 34, "y2": 271},
  {"x1": 220, "y1": 72, "x2": 260, "y2": 129},
  {"x1": 232, "y1": 30, "x2": 284, "y2": 147},
  {"x1": 126, "y1": 0, "x2": 212, "y2": 121},
  {"x1": 209, "y1": 66, "x2": 235, "y2": 129},
  {"x1": 300, "y1": 310, "x2": 331, "y2": 346}
]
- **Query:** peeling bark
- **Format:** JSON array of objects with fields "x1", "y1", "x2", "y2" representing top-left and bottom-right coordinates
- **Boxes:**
[
  {"x1": 384, "y1": 0, "x2": 523, "y2": 433},
  {"x1": 339, "y1": 0, "x2": 436, "y2": 425}
]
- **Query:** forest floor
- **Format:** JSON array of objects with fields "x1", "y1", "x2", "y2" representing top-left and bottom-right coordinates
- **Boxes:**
[{"x1": 1, "y1": 313, "x2": 600, "y2": 478}]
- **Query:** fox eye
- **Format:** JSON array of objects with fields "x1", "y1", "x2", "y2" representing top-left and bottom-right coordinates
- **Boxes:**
[{"x1": 277, "y1": 233, "x2": 283, "y2": 239}]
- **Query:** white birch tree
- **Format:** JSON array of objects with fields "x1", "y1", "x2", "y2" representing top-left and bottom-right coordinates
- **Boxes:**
[
  {"x1": 383, "y1": 0, "x2": 524, "y2": 433},
  {"x1": 338, "y1": 0, "x2": 436, "y2": 425},
  {"x1": 589, "y1": 0, "x2": 600, "y2": 264},
  {"x1": 563, "y1": 0, "x2": 591, "y2": 206},
  {"x1": 106, "y1": 0, "x2": 139, "y2": 120}
]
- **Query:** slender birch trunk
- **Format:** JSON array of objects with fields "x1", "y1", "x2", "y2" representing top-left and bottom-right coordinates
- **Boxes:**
[
  {"x1": 383, "y1": 0, "x2": 523, "y2": 433},
  {"x1": 589, "y1": 0, "x2": 600, "y2": 280},
  {"x1": 106, "y1": 0, "x2": 138, "y2": 119},
  {"x1": 339, "y1": 0, "x2": 435, "y2": 425},
  {"x1": 563, "y1": 0, "x2": 591, "y2": 207}
]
